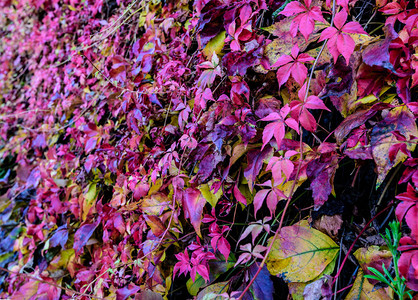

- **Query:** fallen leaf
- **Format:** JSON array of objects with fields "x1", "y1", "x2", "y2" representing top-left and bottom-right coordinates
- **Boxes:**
[
  {"x1": 345, "y1": 269, "x2": 393, "y2": 299},
  {"x1": 288, "y1": 260, "x2": 336, "y2": 300},
  {"x1": 313, "y1": 215, "x2": 343, "y2": 239},
  {"x1": 353, "y1": 246, "x2": 392, "y2": 285},
  {"x1": 142, "y1": 193, "x2": 170, "y2": 215},
  {"x1": 266, "y1": 220, "x2": 339, "y2": 282},
  {"x1": 303, "y1": 276, "x2": 332, "y2": 300}
]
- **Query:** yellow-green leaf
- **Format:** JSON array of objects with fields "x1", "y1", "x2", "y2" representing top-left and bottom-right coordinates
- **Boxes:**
[
  {"x1": 267, "y1": 220, "x2": 339, "y2": 282},
  {"x1": 289, "y1": 254, "x2": 337, "y2": 299},
  {"x1": 345, "y1": 269, "x2": 393, "y2": 299},
  {"x1": 202, "y1": 31, "x2": 226, "y2": 59},
  {"x1": 199, "y1": 182, "x2": 222, "y2": 207},
  {"x1": 142, "y1": 193, "x2": 170, "y2": 215},
  {"x1": 187, "y1": 275, "x2": 206, "y2": 296},
  {"x1": 82, "y1": 183, "x2": 98, "y2": 221},
  {"x1": 196, "y1": 282, "x2": 229, "y2": 300}
]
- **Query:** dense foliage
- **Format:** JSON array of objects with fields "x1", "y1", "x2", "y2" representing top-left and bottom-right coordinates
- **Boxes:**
[{"x1": 0, "y1": 0, "x2": 417, "y2": 299}]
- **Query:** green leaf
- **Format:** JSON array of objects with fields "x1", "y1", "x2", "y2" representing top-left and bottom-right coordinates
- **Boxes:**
[{"x1": 187, "y1": 275, "x2": 206, "y2": 296}]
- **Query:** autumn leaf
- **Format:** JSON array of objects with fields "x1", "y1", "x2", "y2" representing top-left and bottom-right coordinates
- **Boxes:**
[
  {"x1": 260, "y1": 104, "x2": 299, "y2": 150},
  {"x1": 272, "y1": 44, "x2": 314, "y2": 87},
  {"x1": 353, "y1": 246, "x2": 393, "y2": 285},
  {"x1": 306, "y1": 144, "x2": 339, "y2": 208},
  {"x1": 266, "y1": 150, "x2": 298, "y2": 185},
  {"x1": 183, "y1": 188, "x2": 207, "y2": 237},
  {"x1": 74, "y1": 219, "x2": 100, "y2": 255},
  {"x1": 82, "y1": 183, "x2": 99, "y2": 221},
  {"x1": 196, "y1": 281, "x2": 229, "y2": 300},
  {"x1": 371, "y1": 105, "x2": 418, "y2": 187},
  {"x1": 203, "y1": 31, "x2": 226, "y2": 59},
  {"x1": 248, "y1": 264, "x2": 274, "y2": 300},
  {"x1": 142, "y1": 192, "x2": 170, "y2": 215},
  {"x1": 279, "y1": 0, "x2": 326, "y2": 41},
  {"x1": 345, "y1": 269, "x2": 393, "y2": 299},
  {"x1": 266, "y1": 220, "x2": 339, "y2": 282},
  {"x1": 244, "y1": 146, "x2": 273, "y2": 192},
  {"x1": 290, "y1": 82, "x2": 330, "y2": 132},
  {"x1": 319, "y1": 10, "x2": 367, "y2": 64}
]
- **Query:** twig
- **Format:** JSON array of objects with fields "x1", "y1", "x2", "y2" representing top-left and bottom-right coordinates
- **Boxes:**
[{"x1": 331, "y1": 202, "x2": 394, "y2": 288}]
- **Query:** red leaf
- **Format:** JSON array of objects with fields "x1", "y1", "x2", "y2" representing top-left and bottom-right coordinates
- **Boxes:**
[
  {"x1": 217, "y1": 237, "x2": 231, "y2": 261},
  {"x1": 183, "y1": 188, "x2": 207, "y2": 237},
  {"x1": 261, "y1": 105, "x2": 299, "y2": 149},
  {"x1": 272, "y1": 44, "x2": 313, "y2": 86}
]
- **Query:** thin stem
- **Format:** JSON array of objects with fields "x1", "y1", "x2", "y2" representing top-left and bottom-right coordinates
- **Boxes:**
[{"x1": 331, "y1": 203, "x2": 394, "y2": 287}]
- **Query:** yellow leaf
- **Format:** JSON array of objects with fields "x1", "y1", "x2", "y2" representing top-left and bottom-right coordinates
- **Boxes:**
[
  {"x1": 289, "y1": 255, "x2": 337, "y2": 299},
  {"x1": 267, "y1": 220, "x2": 339, "y2": 282},
  {"x1": 203, "y1": 31, "x2": 226, "y2": 59},
  {"x1": 349, "y1": 33, "x2": 376, "y2": 47},
  {"x1": 148, "y1": 178, "x2": 163, "y2": 195},
  {"x1": 347, "y1": 86, "x2": 394, "y2": 116},
  {"x1": 48, "y1": 249, "x2": 75, "y2": 271},
  {"x1": 262, "y1": 18, "x2": 324, "y2": 72},
  {"x1": 354, "y1": 246, "x2": 392, "y2": 269},
  {"x1": 142, "y1": 193, "x2": 170, "y2": 215},
  {"x1": 82, "y1": 183, "x2": 98, "y2": 221},
  {"x1": 199, "y1": 182, "x2": 222, "y2": 207},
  {"x1": 345, "y1": 269, "x2": 393, "y2": 299}
]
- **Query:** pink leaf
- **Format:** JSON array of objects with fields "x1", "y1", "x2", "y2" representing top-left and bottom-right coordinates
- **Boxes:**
[
  {"x1": 234, "y1": 184, "x2": 247, "y2": 205},
  {"x1": 342, "y1": 21, "x2": 368, "y2": 34},
  {"x1": 254, "y1": 189, "x2": 270, "y2": 216},
  {"x1": 333, "y1": 10, "x2": 348, "y2": 29},
  {"x1": 217, "y1": 237, "x2": 231, "y2": 261},
  {"x1": 183, "y1": 188, "x2": 206, "y2": 237},
  {"x1": 280, "y1": 1, "x2": 306, "y2": 16}
]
